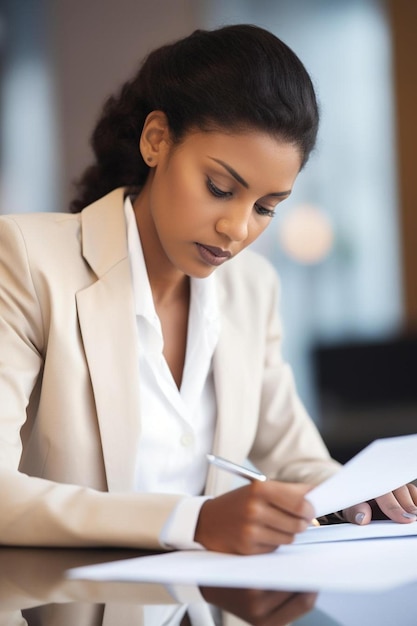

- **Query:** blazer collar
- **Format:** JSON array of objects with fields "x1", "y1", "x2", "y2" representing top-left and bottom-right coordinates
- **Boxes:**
[{"x1": 80, "y1": 187, "x2": 128, "y2": 277}]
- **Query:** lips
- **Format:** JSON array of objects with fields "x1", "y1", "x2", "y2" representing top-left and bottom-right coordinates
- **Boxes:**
[
  {"x1": 195, "y1": 243, "x2": 232, "y2": 267},
  {"x1": 201, "y1": 244, "x2": 232, "y2": 258}
]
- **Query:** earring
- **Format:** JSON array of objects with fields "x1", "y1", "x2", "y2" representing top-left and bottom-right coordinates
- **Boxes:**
[{"x1": 146, "y1": 156, "x2": 154, "y2": 164}]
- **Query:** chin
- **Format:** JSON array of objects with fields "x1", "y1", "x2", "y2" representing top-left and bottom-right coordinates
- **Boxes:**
[{"x1": 184, "y1": 264, "x2": 217, "y2": 280}]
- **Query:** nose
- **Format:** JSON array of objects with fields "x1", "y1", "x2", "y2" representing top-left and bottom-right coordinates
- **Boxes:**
[{"x1": 215, "y1": 204, "x2": 251, "y2": 243}]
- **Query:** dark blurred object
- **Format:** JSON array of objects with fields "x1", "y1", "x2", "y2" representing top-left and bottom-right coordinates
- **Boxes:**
[{"x1": 312, "y1": 333, "x2": 417, "y2": 463}]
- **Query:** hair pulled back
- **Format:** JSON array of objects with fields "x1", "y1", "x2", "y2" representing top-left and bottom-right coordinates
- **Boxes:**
[{"x1": 70, "y1": 24, "x2": 319, "y2": 212}]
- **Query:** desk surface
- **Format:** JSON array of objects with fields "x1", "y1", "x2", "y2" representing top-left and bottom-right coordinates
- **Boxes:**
[{"x1": 1, "y1": 545, "x2": 416, "y2": 626}]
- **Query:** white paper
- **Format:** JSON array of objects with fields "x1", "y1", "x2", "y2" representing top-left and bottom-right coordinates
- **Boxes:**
[
  {"x1": 294, "y1": 519, "x2": 417, "y2": 545},
  {"x1": 68, "y1": 535, "x2": 417, "y2": 593},
  {"x1": 307, "y1": 434, "x2": 417, "y2": 517}
]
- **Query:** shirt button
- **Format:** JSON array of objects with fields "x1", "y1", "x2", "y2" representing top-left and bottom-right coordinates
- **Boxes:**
[{"x1": 180, "y1": 433, "x2": 194, "y2": 447}]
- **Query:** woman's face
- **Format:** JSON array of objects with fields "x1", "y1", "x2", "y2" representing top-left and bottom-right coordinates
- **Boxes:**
[{"x1": 136, "y1": 127, "x2": 302, "y2": 279}]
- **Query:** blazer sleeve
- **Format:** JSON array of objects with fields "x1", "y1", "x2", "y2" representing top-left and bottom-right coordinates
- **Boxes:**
[
  {"x1": 0, "y1": 216, "x2": 182, "y2": 549},
  {"x1": 246, "y1": 257, "x2": 341, "y2": 485}
]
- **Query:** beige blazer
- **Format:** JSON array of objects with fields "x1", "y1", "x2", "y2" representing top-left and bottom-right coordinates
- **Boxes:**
[{"x1": 0, "y1": 188, "x2": 339, "y2": 548}]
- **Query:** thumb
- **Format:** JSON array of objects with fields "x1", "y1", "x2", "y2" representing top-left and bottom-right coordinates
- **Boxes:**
[{"x1": 342, "y1": 501, "x2": 372, "y2": 525}]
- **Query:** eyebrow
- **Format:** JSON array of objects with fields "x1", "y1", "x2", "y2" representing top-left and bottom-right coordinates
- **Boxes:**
[{"x1": 208, "y1": 157, "x2": 292, "y2": 198}]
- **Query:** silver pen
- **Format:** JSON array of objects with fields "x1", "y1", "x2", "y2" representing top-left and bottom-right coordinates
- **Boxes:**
[
  {"x1": 206, "y1": 453, "x2": 320, "y2": 526},
  {"x1": 206, "y1": 453, "x2": 267, "y2": 482}
]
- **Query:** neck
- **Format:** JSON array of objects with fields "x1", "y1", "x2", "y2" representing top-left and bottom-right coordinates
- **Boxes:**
[
  {"x1": 150, "y1": 272, "x2": 190, "y2": 308},
  {"x1": 132, "y1": 190, "x2": 189, "y2": 307}
]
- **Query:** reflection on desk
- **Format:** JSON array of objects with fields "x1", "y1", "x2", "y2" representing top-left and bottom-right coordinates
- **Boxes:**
[
  {"x1": 0, "y1": 546, "x2": 416, "y2": 626},
  {"x1": 0, "y1": 547, "x2": 316, "y2": 626}
]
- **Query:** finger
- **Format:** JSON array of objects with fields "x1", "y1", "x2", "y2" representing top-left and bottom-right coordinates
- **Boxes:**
[
  {"x1": 238, "y1": 520, "x2": 306, "y2": 554},
  {"x1": 247, "y1": 497, "x2": 311, "y2": 537},
  {"x1": 260, "y1": 481, "x2": 316, "y2": 523},
  {"x1": 391, "y1": 484, "x2": 417, "y2": 514},
  {"x1": 234, "y1": 505, "x2": 311, "y2": 553},
  {"x1": 342, "y1": 501, "x2": 372, "y2": 525},
  {"x1": 375, "y1": 489, "x2": 417, "y2": 523},
  {"x1": 235, "y1": 482, "x2": 313, "y2": 536}
]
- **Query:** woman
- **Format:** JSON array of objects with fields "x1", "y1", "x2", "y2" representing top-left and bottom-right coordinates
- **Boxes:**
[{"x1": 0, "y1": 24, "x2": 416, "y2": 555}]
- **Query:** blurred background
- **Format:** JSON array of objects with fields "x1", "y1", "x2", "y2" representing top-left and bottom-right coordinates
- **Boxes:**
[{"x1": 1, "y1": 0, "x2": 416, "y2": 462}]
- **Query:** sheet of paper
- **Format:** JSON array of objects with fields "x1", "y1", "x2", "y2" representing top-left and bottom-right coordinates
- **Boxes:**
[
  {"x1": 294, "y1": 519, "x2": 417, "y2": 545},
  {"x1": 307, "y1": 434, "x2": 417, "y2": 517},
  {"x1": 68, "y1": 535, "x2": 417, "y2": 593}
]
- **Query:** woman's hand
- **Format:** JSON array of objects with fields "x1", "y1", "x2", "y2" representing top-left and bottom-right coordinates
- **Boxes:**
[
  {"x1": 194, "y1": 481, "x2": 315, "y2": 554},
  {"x1": 342, "y1": 483, "x2": 417, "y2": 525}
]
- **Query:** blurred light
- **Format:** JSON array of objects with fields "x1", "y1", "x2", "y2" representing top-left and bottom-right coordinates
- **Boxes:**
[{"x1": 278, "y1": 203, "x2": 334, "y2": 264}]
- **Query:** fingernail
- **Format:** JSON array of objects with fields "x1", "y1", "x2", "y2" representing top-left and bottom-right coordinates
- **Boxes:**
[
  {"x1": 355, "y1": 512, "x2": 365, "y2": 524},
  {"x1": 402, "y1": 512, "x2": 417, "y2": 520}
]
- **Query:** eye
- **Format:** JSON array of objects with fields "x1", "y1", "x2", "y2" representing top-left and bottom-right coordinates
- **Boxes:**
[
  {"x1": 255, "y1": 203, "x2": 276, "y2": 218},
  {"x1": 206, "y1": 177, "x2": 232, "y2": 199}
]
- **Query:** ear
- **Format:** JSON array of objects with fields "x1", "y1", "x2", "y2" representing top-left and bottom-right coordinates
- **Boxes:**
[{"x1": 139, "y1": 111, "x2": 171, "y2": 166}]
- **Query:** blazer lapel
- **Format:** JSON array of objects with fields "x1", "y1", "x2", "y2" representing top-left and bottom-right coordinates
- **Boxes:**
[
  {"x1": 76, "y1": 189, "x2": 141, "y2": 492},
  {"x1": 205, "y1": 278, "x2": 258, "y2": 495}
]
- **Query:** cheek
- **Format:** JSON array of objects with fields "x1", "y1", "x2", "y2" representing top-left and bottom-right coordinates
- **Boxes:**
[
  {"x1": 150, "y1": 168, "x2": 187, "y2": 225},
  {"x1": 247, "y1": 216, "x2": 271, "y2": 244},
  {"x1": 164, "y1": 167, "x2": 199, "y2": 212},
  {"x1": 170, "y1": 177, "x2": 211, "y2": 225}
]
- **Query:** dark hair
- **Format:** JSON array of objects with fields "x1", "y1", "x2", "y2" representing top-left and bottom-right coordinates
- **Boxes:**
[{"x1": 70, "y1": 24, "x2": 319, "y2": 212}]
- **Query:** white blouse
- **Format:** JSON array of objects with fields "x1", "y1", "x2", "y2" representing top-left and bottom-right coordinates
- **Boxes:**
[{"x1": 125, "y1": 196, "x2": 219, "y2": 548}]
